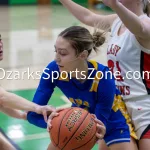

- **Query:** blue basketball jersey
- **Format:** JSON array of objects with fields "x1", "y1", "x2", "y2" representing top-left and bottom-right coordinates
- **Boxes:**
[{"x1": 27, "y1": 60, "x2": 136, "y2": 146}]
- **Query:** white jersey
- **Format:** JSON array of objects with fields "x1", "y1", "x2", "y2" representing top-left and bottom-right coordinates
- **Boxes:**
[{"x1": 107, "y1": 14, "x2": 150, "y2": 100}]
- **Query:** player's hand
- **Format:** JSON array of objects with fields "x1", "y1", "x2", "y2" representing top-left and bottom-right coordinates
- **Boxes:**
[
  {"x1": 47, "y1": 108, "x2": 64, "y2": 132},
  {"x1": 36, "y1": 105, "x2": 56, "y2": 123},
  {"x1": 21, "y1": 112, "x2": 27, "y2": 120},
  {"x1": 95, "y1": 118, "x2": 106, "y2": 139},
  {"x1": 92, "y1": 115, "x2": 106, "y2": 140}
]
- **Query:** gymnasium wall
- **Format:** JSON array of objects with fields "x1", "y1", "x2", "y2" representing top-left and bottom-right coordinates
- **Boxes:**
[
  {"x1": 0, "y1": 0, "x2": 88, "y2": 5},
  {"x1": 9, "y1": 0, "x2": 37, "y2": 5},
  {"x1": 52, "y1": 0, "x2": 87, "y2": 4}
]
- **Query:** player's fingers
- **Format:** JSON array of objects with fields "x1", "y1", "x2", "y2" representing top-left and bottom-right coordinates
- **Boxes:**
[
  {"x1": 47, "y1": 105, "x2": 56, "y2": 112},
  {"x1": 48, "y1": 112, "x2": 59, "y2": 121},
  {"x1": 42, "y1": 106, "x2": 56, "y2": 123},
  {"x1": 47, "y1": 120, "x2": 52, "y2": 132},
  {"x1": 98, "y1": 123, "x2": 106, "y2": 135},
  {"x1": 47, "y1": 109, "x2": 64, "y2": 133},
  {"x1": 94, "y1": 118, "x2": 104, "y2": 126},
  {"x1": 96, "y1": 132, "x2": 103, "y2": 140},
  {"x1": 43, "y1": 110, "x2": 48, "y2": 123},
  {"x1": 47, "y1": 111, "x2": 59, "y2": 132},
  {"x1": 96, "y1": 124, "x2": 106, "y2": 139},
  {"x1": 91, "y1": 114, "x2": 96, "y2": 119}
]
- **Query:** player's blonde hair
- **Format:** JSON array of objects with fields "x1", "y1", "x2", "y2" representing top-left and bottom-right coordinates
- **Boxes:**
[{"x1": 59, "y1": 26, "x2": 105, "y2": 56}]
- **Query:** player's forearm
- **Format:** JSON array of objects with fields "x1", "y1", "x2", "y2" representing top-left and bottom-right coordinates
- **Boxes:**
[
  {"x1": 59, "y1": 0, "x2": 93, "y2": 25},
  {"x1": 0, "y1": 106, "x2": 27, "y2": 120},
  {"x1": 112, "y1": 2, "x2": 144, "y2": 37},
  {"x1": 0, "y1": 89, "x2": 39, "y2": 113}
]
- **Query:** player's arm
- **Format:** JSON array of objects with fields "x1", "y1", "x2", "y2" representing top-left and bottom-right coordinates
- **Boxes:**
[
  {"x1": 0, "y1": 87, "x2": 40, "y2": 113},
  {"x1": 103, "y1": 0, "x2": 150, "y2": 39},
  {"x1": 0, "y1": 105, "x2": 27, "y2": 120},
  {"x1": 0, "y1": 87, "x2": 55, "y2": 121},
  {"x1": 59, "y1": 0, "x2": 117, "y2": 30},
  {"x1": 95, "y1": 67, "x2": 116, "y2": 127},
  {"x1": 27, "y1": 61, "x2": 57, "y2": 128}
]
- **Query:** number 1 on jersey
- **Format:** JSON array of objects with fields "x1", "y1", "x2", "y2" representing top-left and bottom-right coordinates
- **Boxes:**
[{"x1": 108, "y1": 60, "x2": 124, "y2": 81}]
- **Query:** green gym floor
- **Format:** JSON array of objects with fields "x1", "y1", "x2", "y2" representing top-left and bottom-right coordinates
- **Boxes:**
[{"x1": 0, "y1": 3, "x2": 113, "y2": 150}]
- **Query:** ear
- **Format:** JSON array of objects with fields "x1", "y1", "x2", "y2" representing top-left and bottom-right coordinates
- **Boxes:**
[{"x1": 79, "y1": 50, "x2": 88, "y2": 60}]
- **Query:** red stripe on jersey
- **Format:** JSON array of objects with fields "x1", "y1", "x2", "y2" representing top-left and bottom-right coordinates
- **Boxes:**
[
  {"x1": 141, "y1": 130, "x2": 150, "y2": 139},
  {"x1": 143, "y1": 53, "x2": 150, "y2": 89}
]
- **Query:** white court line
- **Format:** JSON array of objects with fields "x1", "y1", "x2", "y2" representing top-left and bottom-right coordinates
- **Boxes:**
[{"x1": 13, "y1": 132, "x2": 49, "y2": 141}]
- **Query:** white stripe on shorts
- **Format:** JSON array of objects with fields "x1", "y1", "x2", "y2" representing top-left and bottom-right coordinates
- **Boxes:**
[{"x1": 106, "y1": 138, "x2": 130, "y2": 146}]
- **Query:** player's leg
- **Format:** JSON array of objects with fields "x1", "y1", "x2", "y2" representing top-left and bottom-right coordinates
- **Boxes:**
[
  {"x1": 109, "y1": 137, "x2": 137, "y2": 150},
  {"x1": 0, "y1": 133, "x2": 16, "y2": 150},
  {"x1": 98, "y1": 139, "x2": 110, "y2": 150},
  {"x1": 99, "y1": 94, "x2": 138, "y2": 150},
  {"x1": 99, "y1": 137, "x2": 137, "y2": 150},
  {"x1": 138, "y1": 125, "x2": 150, "y2": 150},
  {"x1": 139, "y1": 139, "x2": 150, "y2": 150},
  {"x1": 47, "y1": 142, "x2": 57, "y2": 150},
  {"x1": 125, "y1": 96, "x2": 150, "y2": 150},
  {"x1": 101, "y1": 126, "x2": 138, "y2": 150}
]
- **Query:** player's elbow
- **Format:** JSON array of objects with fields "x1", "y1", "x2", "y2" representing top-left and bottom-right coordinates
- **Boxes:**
[
  {"x1": 27, "y1": 111, "x2": 39, "y2": 127},
  {"x1": 133, "y1": 22, "x2": 149, "y2": 39},
  {"x1": 27, "y1": 111, "x2": 47, "y2": 128},
  {"x1": 27, "y1": 111, "x2": 34, "y2": 123},
  {"x1": 83, "y1": 13, "x2": 96, "y2": 27}
]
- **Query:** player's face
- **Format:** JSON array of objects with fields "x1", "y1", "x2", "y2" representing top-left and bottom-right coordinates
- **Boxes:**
[
  {"x1": 0, "y1": 38, "x2": 3, "y2": 61},
  {"x1": 54, "y1": 36, "x2": 82, "y2": 72}
]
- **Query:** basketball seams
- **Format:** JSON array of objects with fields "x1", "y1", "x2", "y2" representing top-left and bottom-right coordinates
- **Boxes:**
[
  {"x1": 50, "y1": 108, "x2": 97, "y2": 150},
  {"x1": 62, "y1": 111, "x2": 89, "y2": 150},
  {"x1": 50, "y1": 108, "x2": 72, "y2": 148},
  {"x1": 73, "y1": 125, "x2": 97, "y2": 150},
  {"x1": 57, "y1": 108, "x2": 73, "y2": 148},
  {"x1": 50, "y1": 135, "x2": 57, "y2": 148}
]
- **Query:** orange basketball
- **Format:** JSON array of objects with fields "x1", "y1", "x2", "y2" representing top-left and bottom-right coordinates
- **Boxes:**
[{"x1": 49, "y1": 107, "x2": 97, "y2": 150}]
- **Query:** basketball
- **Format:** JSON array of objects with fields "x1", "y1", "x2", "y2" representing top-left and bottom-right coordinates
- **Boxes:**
[{"x1": 49, "y1": 107, "x2": 97, "y2": 150}]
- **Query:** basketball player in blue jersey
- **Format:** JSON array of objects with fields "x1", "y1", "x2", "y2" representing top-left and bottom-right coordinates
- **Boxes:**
[
  {"x1": 27, "y1": 26, "x2": 137, "y2": 150},
  {"x1": 59, "y1": 0, "x2": 150, "y2": 149}
]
